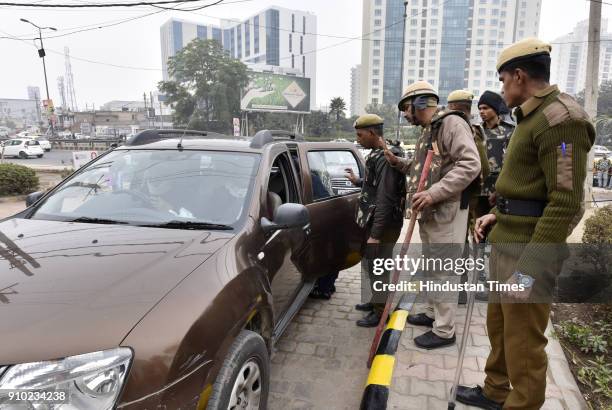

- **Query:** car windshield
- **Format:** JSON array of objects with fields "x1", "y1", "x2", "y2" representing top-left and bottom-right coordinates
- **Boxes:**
[{"x1": 30, "y1": 149, "x2": 260, "y2": 228}]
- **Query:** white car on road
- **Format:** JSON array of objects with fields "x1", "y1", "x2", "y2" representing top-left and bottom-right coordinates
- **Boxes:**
[
  {"x1": 594, "y1": 145, "x2": 611, "y2": 157},
  {"x1": 24, "y1": 136, "x2": 52, "y2": 152},
  {"x1": 1, "y1": 138, "x2": 44, "y2": 159}
]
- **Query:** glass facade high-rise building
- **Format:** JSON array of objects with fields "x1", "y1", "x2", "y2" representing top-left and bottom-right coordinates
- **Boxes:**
[
  {"x1": 382, "y1": 0, "x2": 404, "y2": 104},
  {"x1": 160, "y1": 7, "x2": 317, "y2": 109},
  {"x1": 197, "y1": 25, "x2": 207, "y2": 39},
  {"x1": 438, "y1": 0, "x2": 470, "y2": 102},
  {"x1": 266, "y1": 9, "x2": 280, "y2": 66},
  {"x1": 551, "y1": 19, "x2": 612, "y2": 96},
  {"x1": 172, "y1": 21, "x2": 182, "y2": 56},
  {"x1": 359, "y1": 0, "x2": 542, "y2": 114}
]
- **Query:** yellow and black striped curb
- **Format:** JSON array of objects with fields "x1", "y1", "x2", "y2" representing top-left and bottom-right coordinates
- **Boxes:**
[{"x1": 360, "y1": 294, "x2": 416, "y2": 410}]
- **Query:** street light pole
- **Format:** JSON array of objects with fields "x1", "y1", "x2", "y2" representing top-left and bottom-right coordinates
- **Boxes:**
[
  {"x1": 37, "y1": 27, "x2": 51, "y2": 105},
  {"x1": 396, "y1": 1, "x2": 408, "y2": 141},
  {"x1": 20, "y1": 18, "x2": 57, "y2": 137}
]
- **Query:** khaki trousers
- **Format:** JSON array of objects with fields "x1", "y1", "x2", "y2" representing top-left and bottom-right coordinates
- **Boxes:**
[
  {"x1": 415, "y1": 201, "x2": 468, "y2": 338},
  {"x1": 483, "y1": 247, "x2": 551, "y2": 410}
]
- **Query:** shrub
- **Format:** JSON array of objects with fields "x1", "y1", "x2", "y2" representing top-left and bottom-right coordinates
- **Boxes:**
[
  {"x1": 0, "y1": 163, "x2": 39, "y2": 196},
  {"x1": 556, "y1": 321, "x2": 609, "y2": 354},
  {"x1": 580, "y1": 206, "x2": 612, "y2": 283},
  {"x1": 583, "y1": 205, "x2": 612, "y2": 245}
]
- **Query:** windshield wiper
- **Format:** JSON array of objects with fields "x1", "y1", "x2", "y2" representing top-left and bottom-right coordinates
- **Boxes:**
[
  {"x1": 140, "y1": 220, "x2": 234, "y2": 230},
  {"x1": 69, "y1": 217, "x2": 129, "y2": 225}
]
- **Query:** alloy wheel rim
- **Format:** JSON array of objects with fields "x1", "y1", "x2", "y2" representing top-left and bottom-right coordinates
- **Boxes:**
[{"x1": 228, "y1": 358, "x2": 261, "y2": 410}]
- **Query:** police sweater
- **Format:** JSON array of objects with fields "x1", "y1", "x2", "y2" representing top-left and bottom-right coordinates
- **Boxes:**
[{"x1": 489, "y1": 85, "x2": 595, "y2": 277}]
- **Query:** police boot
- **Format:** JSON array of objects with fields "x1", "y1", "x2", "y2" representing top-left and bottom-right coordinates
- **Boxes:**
[
  {"x1": 414, "y1": 330, "x2": 455, "y2": 349},
  {"x1": 455, "y1": 385, "x2": 503, "y2": 410},
  {"x1": 407, "y1": 313, "x2": 434, "y2": 327},
  {"x1": 356, "y1": 311, "x2": 381, "y2": 327},
  {"x1": 355, "y1": 302, "x2": 374, "y2": 312}
]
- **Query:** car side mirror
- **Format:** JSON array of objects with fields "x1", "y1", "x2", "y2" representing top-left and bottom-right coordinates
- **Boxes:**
[
  {"x1": 25, "y1": 191, "x2": 44, "y2": 207},
  {"x1": 260, "y1": 203, "x2": 310, "y2": 233}
]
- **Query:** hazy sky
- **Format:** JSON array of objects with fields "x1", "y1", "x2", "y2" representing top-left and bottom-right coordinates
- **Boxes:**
[{"x1": 0, "y1": 0, "x2": 610, "y2": 109}]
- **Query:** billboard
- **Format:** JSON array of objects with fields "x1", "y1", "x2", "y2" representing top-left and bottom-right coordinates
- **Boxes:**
[{"x1": 241, "y1": 72, "x2": 310, "y2": 114}]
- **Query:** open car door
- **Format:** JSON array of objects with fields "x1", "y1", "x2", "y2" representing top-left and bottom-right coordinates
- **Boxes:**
[{"x1": 295, "y1": 142, "x2": 366, "y2": 281}]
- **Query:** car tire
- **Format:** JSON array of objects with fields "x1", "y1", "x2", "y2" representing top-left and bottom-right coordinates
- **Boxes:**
[
  {"x1": 207, "y1": 330, "x2": 269, "y2": 410},
  {"x1": 37, "y1": 155, "x2": 43, "y2": 158},
  {"x1": 19, "y1": 151, "x2": 27, "y2": 159}
]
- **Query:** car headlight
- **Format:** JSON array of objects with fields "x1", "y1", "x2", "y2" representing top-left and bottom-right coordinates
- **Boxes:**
[{"x1": 0, "y1": 347, "x2": 132, "y2": 409}]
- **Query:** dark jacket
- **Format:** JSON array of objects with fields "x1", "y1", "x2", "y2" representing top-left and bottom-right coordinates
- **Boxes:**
[{"x1": 356, "y1": 148, "x2": 406, "y2": 240}]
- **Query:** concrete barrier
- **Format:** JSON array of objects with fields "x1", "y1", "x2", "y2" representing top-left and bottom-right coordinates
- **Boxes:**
[{"x1": 51, "y1": 139, "x2": 121, "y2": 151}]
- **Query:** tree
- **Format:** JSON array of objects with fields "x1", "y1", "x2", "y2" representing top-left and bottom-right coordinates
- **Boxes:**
[
  {"x1": 158, "y1": 39, "x2": 249, "y2": 133},
  {"x1": 245, "y1": 112, "x2": 295, "y2": 135},
  {"x1": 305, "y1": 111, "x2": 331, "y2": 138},
  {"x1": 594, "y1": 115, "x2": 612, "y2": 146},
  {"x1": 329, "y1": 97, "x2": 347, "y2": 122},
  {"x1": 576, "y1": 80, "x2": 612, "y2": 117}
]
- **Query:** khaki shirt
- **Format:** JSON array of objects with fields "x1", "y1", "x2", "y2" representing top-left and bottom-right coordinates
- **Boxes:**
[{"x1": 393, "y1": 113, "x2": 481, "y2": 204}]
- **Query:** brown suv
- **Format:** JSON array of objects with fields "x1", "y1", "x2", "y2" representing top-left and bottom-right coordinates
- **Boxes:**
[{"x1": 0, "y1": 129, "x2": 365, "y2": 409}]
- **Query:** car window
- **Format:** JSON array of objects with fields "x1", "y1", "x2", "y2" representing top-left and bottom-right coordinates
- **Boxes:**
[
  {"x1": 30, "y1": 150, "x2": 261, "y2": 227},
  {"x1": 306, "y1": 150, "x2": 361, "y2": 201},
  {"x1": 12, "y1": 140, "x2": 21, "y2": 146}
]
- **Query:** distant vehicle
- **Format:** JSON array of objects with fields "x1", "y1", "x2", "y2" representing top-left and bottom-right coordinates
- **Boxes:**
[
  {"x1": 21, "y1": 136, "x2": 52, "y2": 152},
  {"x1": 594, "y1": 145, "x2": 611, "y2": 157},
  {"x1": 16, "y1": 131, "x2": 35, "y2": 138},
  {"x1": 56, "y1": 131, "x2": 73, "y2": 139},
  {"x1": 332, "y1": 138, "x2": 350, "y2": 143},
  {"x1": 1, "y1": 138, "x2": 44, "y2": 158}
]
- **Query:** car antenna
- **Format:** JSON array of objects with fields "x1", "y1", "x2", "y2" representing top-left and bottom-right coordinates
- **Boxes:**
[{"x1": 177, "y1": 109, "x2": 199, "y2": 150}]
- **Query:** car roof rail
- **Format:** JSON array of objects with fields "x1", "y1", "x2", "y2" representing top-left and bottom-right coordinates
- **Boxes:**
[
  {"x1": 125, "y1": 129, "x2": 228, "y2": 146},
  {"x1": 249, "y1": 129, "x2": 305, "y2": 148}
]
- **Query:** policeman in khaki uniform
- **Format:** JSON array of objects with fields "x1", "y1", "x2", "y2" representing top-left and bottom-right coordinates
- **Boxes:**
[
  {"x1": 457, "y1": 38, "x2": 595, "y2": 410},
  {"x1": 447, "y1": 90, "x2": 491, "y2": 210},
  {"x1": 384, "y1": 81, "x2": 481, "y2": 349},
  {"x1": 346, "y1": 114, "x2": 407, "y2": 327}
]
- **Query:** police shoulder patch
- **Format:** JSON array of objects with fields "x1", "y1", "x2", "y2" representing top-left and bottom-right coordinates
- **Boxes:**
[{"x1": 543, "y1": 93, "x2": 590, "y2": 127}]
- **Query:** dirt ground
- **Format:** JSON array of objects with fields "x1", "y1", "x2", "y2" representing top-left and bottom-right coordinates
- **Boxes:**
[{"x1": 551, "y1": 303, "x2": 612, "y2": 409}]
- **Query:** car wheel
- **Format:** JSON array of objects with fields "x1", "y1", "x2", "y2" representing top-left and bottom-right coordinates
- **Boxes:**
[
  {"x1": 207, "y1": 330, "x2": 269, "y2": 410},
  {"x1": 37, "y1": 154, "x2": 43, "y2": 158},
  {"x1": 19, "y1": 151, "x2": 27, "y2": 159}
]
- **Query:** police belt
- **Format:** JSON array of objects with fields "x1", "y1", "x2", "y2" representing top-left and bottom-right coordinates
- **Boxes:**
[{"x1": 496, "y1": 196, "x2": 547, "y2": 217}]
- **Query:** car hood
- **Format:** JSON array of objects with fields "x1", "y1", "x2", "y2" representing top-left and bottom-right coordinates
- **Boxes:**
[{"x1": 0, "y1": 218, "x2": 234, "y2": 365}]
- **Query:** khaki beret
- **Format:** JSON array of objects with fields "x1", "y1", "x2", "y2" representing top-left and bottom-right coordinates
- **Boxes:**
[
  {"x1": 497, "y1": 37, "x2": 552, "y2": 72},
  {"x1": 354, "y1": 114, "x2": 384, "y2": 129},
  {"x1": 447, "y1": 90, "x2": 474, "y2": 103}
]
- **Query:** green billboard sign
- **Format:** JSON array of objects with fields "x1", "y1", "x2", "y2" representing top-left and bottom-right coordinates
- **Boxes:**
[{"x1": 241, "y1": 72, "x2": 311, "y2": 113}]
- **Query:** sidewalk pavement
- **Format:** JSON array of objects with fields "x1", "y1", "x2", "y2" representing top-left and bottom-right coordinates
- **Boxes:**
[
  {"x1": 0, "y1": 200, "x2": 590, "y2": 409},
  {"x1": 269, "y1": 264, "x2": 585, "y2": 409},
  {"x1": 269, "y1": 211, "x2": 588, "y2": 409},
  {"x1": 0, "y1": 199, "x2": 25, "y2": 219}
]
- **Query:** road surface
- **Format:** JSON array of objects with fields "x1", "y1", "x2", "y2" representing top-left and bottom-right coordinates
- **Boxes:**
[{"x1": 2, "y1": 150, "x2": 74, "y2": 167}]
